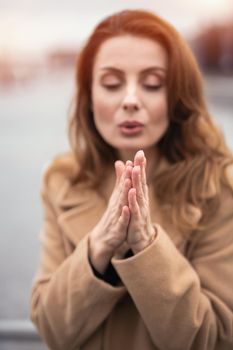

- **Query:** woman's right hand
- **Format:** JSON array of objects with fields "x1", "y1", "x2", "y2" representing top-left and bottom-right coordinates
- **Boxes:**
[{"x1": 88, "y1": 161, "x2": 132, "y2": 274}]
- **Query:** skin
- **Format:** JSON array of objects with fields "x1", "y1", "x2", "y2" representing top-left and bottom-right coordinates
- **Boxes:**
[
  {"x1": 92, "y1": 34, "x2": 169, "y2": 163},
  {"x1": 88, "y1": 35, "x2": 169, "y2": 273}
]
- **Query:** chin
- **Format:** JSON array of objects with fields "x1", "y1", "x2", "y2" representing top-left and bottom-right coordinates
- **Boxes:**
[
  {"x1": 117, "y1": 139, "x2": 155, "y2": 150},
  {"x1": 114, "y1": 142, "x2": 142, "y2": 150}
]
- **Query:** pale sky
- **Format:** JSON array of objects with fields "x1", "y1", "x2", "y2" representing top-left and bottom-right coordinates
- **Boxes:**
[{"x1": 0, "y1": 0, "x2": 232, "y2": 58}]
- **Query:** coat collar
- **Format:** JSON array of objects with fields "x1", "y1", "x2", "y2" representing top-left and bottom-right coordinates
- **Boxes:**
[{"x1": 56, "y1": 181, "x2": 108, "y2": 246}]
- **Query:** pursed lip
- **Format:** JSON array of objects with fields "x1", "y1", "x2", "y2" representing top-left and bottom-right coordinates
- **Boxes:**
[
  {"x1": 118, "y1": 120, "x2": 144, "y2": 127},
  {"x1": 118, "y1": 120, "x2": 145, "y2": 136}
]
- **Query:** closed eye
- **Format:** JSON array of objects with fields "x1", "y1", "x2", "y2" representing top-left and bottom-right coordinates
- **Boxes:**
[
  {"x1": 143, "y1": 84, "x2": 162, "y2": 91},
  {"x1": 102, "y1": 84, "x2": 121, "y2": 90}
]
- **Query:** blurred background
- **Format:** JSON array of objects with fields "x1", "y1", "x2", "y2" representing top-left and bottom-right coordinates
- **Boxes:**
[{"x1": 0, "y1": 0, "x2": 232, "y2": 349}]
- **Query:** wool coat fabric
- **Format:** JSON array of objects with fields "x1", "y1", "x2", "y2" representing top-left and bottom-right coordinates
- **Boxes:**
[{"x1": 30, "y1": 152, "x2": 233, "y2": 350}]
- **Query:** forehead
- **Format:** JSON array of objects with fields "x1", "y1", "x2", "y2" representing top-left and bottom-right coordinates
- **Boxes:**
[{"x1": 93, "y1": 35, "x2": 168, "y2": 72}]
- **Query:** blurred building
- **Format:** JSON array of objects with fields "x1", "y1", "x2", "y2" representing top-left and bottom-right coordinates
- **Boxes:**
[
  {"x1": 1, "y1": 19, "x2": 233, "y2": 90},
  {"x1": 191, "y1": 21, "x2": 233, "y2": 74}
]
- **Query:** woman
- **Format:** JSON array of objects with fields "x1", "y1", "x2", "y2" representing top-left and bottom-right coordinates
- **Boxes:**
[{"x1": 30, "y1": 9, "x2": 233, "y2": 350}]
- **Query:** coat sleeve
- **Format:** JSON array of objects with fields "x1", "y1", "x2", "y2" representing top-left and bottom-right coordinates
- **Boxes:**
[
  {"x1": 30, "y1": 176, "x2": 126, "y2": 350},
  {"x1": 112, "y1": 186, "x2": 233, "y2": 350}
]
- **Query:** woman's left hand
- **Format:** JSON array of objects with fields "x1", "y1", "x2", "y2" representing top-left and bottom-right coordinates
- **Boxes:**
[{"x1": 126, "y1": 150, "x2": 157, "y2": 254}]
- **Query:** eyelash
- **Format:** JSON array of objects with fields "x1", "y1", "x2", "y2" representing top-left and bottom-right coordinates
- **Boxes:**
[
  {"x1": 102, "y1": 84, "x2": 162, "y2": 91},
  {"x1": 103, "y1": 84, "x2": 121, "y2": 90},
  {"x1": 143, "y1": 84, "x2": 162, "y2": 91}
]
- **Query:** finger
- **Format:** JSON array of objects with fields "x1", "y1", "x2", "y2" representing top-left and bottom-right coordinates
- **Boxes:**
[
  {"x1": 141, "y1": 155, "x2": 147, "y2": 187},
  {"x1": 141, "y1": 162, "x2": 148, "y2": 201},
  {"x1": 133, "y1": 150, "x2": 148, "y2": 198},
  {"x1": 111, "y1": 162, "x2": 126, "y2": 207},
  {"x1": 126, "y1": 160, "x2": 133, "y2": 167},
  {"x1": 118, "y1": 177, "x2": 131, "y2": 212},
  {"x1": 116, "y1": 163, "x2": 127, "y2": 190},
  {"x1": 125, "y1": 164, "x2": 133, "y2": 179},
  {"x1": 118, "y1": 205, "x2": 130, "y2": 229},
  {"x1": 117, "y1": 165, "x2": 132, "y2": 202},
  {"x1": 112, "y1": 164, "x2": 132, "y2": 210},
  {"x1": 115, "y1": 164, "x2": 133, "y2": 217},
  {"x1": 109, "y1": 174, "x2": 131, "y2": 221},
  {"x1": 133, "y1": 150, "x2": 145, "y2": 166},
  {"x1": 132, "y1": 165, "x2": 144, "y2": 205},
  {"x1": 114, "y1": 160, "x2": 125, "y2": 185},
  {"x1": 128, "y1": 188, "x2": 140, "y2": 220}
]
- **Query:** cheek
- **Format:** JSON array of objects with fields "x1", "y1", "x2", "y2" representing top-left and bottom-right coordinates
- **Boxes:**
[
  {"x1": 92, "y1": 99, "x2": 117, "y2": 140},
  {"x1": 92, "y1": 92, "x2": 117, "y2": 124},
  {"x1": 148, "y1": 96, "x2": 169, "y2": 139},
  {"x1": 150, "y1": 95, "x2": 168, "y2": 122}
]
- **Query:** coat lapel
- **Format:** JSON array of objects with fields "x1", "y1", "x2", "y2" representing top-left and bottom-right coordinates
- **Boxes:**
[{"x1": 56, "y1": 177, "x2": 114, "y2": 247}]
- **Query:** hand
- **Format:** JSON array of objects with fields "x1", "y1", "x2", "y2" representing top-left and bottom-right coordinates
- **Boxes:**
[
  {"x1": 88, "y1": 161, "x2": 132, "y2": 273},
  {"x1": 126, "y1": 150, "x2": 157, "y2": 254}
]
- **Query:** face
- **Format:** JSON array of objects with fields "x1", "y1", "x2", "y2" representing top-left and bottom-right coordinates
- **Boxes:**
[{"x1": 91, "y1": 35, "x2": 169, "y2": 158}]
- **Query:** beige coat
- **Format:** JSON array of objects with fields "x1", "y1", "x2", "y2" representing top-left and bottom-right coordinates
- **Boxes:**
[{"x1": 30, "y1": 152, "x2": 233, "y2": 350}]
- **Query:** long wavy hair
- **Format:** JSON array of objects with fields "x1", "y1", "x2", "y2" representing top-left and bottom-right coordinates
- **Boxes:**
[{"x1": 66, "y1": 9, "x2": 233, "y2": 236}]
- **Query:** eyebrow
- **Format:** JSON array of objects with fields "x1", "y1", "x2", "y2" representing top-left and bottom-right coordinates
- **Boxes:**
[{"x1": 99, "y1": 66, "x2": 166, "y2": 74}]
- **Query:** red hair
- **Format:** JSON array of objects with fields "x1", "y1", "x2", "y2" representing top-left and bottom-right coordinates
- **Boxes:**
[{"x1": 65, "y1": 9, "x2": 233, "y2": 236}]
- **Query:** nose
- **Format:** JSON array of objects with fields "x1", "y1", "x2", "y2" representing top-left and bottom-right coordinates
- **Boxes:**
[{"x1": 122, "y1": 89, "x2": 141, "y2": 112}]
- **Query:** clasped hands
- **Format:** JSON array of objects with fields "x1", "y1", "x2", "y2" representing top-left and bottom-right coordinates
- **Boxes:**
[
  {"x1": 89, "y1": 150, "x2": 157, "y2": 273},
  {"x1": 114, "y1": 149, "x2": 157, "y2": 255}
]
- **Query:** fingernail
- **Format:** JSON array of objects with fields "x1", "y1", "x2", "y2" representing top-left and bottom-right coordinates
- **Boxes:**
[
  {"x1": 126, "y1": 160, "x2": 133, "y2": 166},
  {"x1": 138, "y1": 150, "x2": 145, "y2": 157}
]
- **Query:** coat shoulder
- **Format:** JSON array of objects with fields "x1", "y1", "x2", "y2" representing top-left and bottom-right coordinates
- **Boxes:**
[{"x1": 41, "y1": 150, "x2": 79, "y2": 198}]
